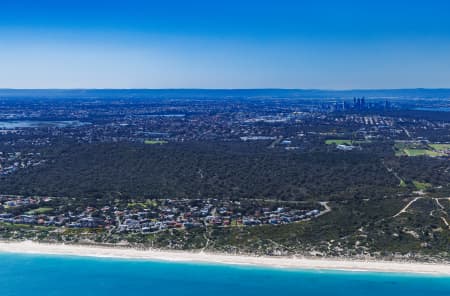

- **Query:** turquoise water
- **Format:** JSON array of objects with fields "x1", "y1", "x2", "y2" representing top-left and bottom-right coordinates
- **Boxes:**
[{"x1": 1, "y1": 253, "x2": 449, "y2": 296}]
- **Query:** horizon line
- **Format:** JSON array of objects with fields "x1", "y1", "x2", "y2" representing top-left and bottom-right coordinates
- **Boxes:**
[{"x1": 1, "y1": 87, "x2": 450, "y2": 91}]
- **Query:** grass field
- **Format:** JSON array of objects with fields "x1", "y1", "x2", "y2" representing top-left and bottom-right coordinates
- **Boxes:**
[
  {"x1": 429, "y1": 143, "x2": 450, "y2": 151},
  {"x1": 144, "y1": 140, "x2": 168, "y2": 145},
  {"x1": 412, "y1": 180, "x2": 432, "y2": 190},
  {"x1": 404, "y1": 149, "x2": 442, "y2": 157},
  {"x1": 26, "y1": 207, "x2": 54, "y2": 215},
  {"x1": 325, "y1": 139, "x2": 352, "y2": 145},
  {"x1": 128, "y1": 199, "x2": 158, "y2": 208},
  {"x1": 394, "y1": 141, "x2": 445, "y2": 157}
]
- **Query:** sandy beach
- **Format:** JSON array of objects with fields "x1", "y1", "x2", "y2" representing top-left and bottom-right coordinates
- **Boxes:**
[{"x1": 0, "y1": 241, "x2": 449, "y2": 275}]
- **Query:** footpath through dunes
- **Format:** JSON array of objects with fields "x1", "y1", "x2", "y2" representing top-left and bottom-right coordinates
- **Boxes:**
[
  {"x1": 1, "y1": 241, "x2": 450, "y2": 275},
  {"x1": 393, "y1": 197, "x2": 424, "y2": 218},
  {"x1": 392, "y1": 194, "x2": 450, "y2": 229}
]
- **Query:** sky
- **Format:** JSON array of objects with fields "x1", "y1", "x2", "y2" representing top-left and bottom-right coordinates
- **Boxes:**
[{"x1": 1, "y1": 0, "x2": 450, "y2": 89}]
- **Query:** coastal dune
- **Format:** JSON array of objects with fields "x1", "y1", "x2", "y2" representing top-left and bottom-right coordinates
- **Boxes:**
[{"x1": 0, "y1": 241, "x2": 449, "y2": 275}]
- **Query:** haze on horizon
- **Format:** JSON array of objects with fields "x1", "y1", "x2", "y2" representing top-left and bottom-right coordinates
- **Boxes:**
[{"x1": 1, "y1": 0, "x2": 450, "y2": 89}]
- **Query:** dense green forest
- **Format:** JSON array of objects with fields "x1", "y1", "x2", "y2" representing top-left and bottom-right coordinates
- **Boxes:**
[{"x1": 0, "y1": 142, "x2": 404, "y2": 201}]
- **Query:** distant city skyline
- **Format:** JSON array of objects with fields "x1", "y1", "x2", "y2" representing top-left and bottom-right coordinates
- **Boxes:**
[{"x1": 1, "y1": 0, "x2": 450, "y2": 89}]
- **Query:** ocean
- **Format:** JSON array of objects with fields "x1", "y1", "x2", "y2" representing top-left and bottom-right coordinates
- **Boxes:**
[{"x1": 0, "y1": 253, "x2": 449, "y2": 296}]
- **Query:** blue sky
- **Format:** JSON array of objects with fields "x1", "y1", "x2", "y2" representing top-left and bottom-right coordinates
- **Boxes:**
[{"x1": 1, "y1": 0, "x2": 450, "y2": 89}]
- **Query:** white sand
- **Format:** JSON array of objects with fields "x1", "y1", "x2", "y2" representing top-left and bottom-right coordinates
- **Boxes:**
[{"x1": 0, "y1": 241, "x2": 449, "y2": 275}]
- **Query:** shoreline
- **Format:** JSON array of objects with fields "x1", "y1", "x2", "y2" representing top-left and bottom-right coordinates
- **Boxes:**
[{"x1": 0, "y1": 241, "x2": 449, "y2": 276}]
